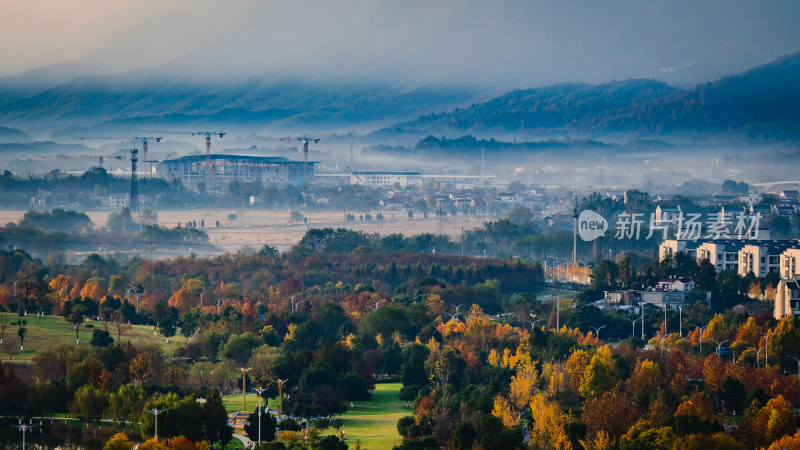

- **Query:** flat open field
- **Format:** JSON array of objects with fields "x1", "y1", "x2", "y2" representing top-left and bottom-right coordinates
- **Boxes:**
[
  {"x1": 223, "y1": 383, "x2": 405, "y2": 449},
  {"x1": 330, "y1": 382, "x2": 405, "y2": 450},
  {"x1": 0, "y1": 208, "x2": 490, "y2": 259},
  {"x1": 0, "y1": 313, "x2": 182, "y2": 363}
]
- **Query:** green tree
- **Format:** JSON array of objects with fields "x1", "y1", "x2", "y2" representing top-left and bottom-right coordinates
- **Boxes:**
[
  {"x1": 66, "y1": 304, "x2": 87, "y2": 344},
  {"x1": 91, "y1": 329, "x2": 114, "y2": 347},
  {"x1": 71, "y1": 384, "x2": 109, "y2": 422},
  {"x1": 220, "y1": 332, "x2": 262, "y2": 364},
  {"x1": 243, "y1": 406, "x2": 277, "y2": 443},
  {"x1": 203, "y1": 388, "x2": 232, "y2": 446},
  {"x1": 579, "y1": 351, "x2": 617, "y2": 398},
  {"x1": 17, "y1": 319, "x2": 27, "y2": 350}
]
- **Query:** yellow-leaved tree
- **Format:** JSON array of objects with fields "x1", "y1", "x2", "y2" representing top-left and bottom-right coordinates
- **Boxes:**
[
  {"x1": 579, "y1": 347, "x2": 617, "y2": 398},
  {"x1": 529, "y1": 393, "x2": 572, "y2": 449}
]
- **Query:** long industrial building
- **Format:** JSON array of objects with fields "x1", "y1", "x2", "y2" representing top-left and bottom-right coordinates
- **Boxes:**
[{"x1": 160, "y1": 154, "x2": 314, "y2": 184}]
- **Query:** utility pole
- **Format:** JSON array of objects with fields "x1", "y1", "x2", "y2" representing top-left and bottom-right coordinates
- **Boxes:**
[
  {"x1": 572, "y1": 195, "x2": 578, "y2": 267},
  {"x1": 481, "y1": 148, "x2": 485, "y2": 189},
  {"x1": 240, "y1": 367, "x2": 252, "y2": 411},
  {"x1": 130, "y1": 148, "x2": 139, "y2": 212}
]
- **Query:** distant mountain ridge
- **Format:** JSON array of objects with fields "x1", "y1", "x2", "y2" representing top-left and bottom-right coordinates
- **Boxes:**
[
  {"x1": 383, "y1": 53, "x2": 800, "y2": 140},
  {"x1": 0, "y1": 53, "x2": 798, "y2": 141}
]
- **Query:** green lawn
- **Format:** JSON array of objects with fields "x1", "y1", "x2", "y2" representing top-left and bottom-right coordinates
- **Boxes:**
[
  {"x1": 327, "y1": 382, "x2": 405, "y2": 450},
  {"x1": 0, "y1": 313, "x2": 183, "y2": 362},
  {"x1": 224, "y1": 384, "x2": 405, "y2": 449}
]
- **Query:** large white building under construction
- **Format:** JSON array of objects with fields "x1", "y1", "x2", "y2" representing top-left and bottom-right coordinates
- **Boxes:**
[{"x1": 160, "y1": 154, "x2": 314, "y2": 184}]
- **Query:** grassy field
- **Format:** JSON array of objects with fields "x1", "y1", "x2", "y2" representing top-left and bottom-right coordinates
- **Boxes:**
[
  {"x1": 0, "y1": 313, "x2": 183, "y2": 363},
  {"x1": 222, "y1": 383, "x2": 405, "y2": 449},
  {"x1": 324, "y1": 382, "x2": 405, "y2": 450},
  {"x1": 0, "y1": 209, "x2": 489, "y2": 261}
]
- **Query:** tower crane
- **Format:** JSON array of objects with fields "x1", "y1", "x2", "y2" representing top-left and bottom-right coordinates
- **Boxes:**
[
  {"x1": 141, "y1": 130, "x2": 225, "y2": 184},
  {"x1": 75, "y1": 136, "x2": 162, "y2": 175},
  {"x1": 25, "y1": 154, "x2": 123, "y2": 169},
  {"x1": 345, "y1": 166, "x2": 365, "y2": 185},
  {"x1": 253, "y1": 135, "x2": 319, "y2": 178}
]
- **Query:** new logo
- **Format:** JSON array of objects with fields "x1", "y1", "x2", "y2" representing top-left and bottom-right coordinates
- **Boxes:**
[{"x1": 578, "y1": 210, "x2": 608, "y2": 241}]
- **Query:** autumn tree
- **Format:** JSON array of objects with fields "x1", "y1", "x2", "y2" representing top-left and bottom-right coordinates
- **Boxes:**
[
  {"x1": 529, "y1": 393, "x2": 571, "y2": 448},
  {"x1": 103, "y1": 432, "x2": 133, "y2": 450},
  {"x1": 739, "y1": 395, "x2": 796, "y2": 448},
  {"x1": 580, "y1": 347, "x2": 617, "y2": 398}
]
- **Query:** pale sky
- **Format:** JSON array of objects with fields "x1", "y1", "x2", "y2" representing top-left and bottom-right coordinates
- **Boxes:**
[{"x1": 1, "y1": 0, "x2": 799, "y2": 87}]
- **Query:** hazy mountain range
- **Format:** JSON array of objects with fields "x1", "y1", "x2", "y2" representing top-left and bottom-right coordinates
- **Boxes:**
[{"x1": 0, "y1": 52, "x2": 798, "y2": 143}]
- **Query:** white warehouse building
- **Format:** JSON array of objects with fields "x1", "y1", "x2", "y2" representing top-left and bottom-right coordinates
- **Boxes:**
[{"x1": 350, "y1": 171, "x2": 423, "y2": 186}]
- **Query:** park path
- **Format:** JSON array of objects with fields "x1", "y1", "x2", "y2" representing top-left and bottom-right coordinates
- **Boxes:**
[{"x1": 233, "y1": 433, "x2": 253, "y2": 449}]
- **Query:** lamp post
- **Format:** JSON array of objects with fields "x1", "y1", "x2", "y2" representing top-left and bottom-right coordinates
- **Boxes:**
[
  {"x1": 748, "y1": 346, "x2": 767, "y2": 369},
  {"x1": 787, "y1": 355, "x2": 800, "y2": 383},
  {"x1": 289, "y1": 295, "x2": 301, "y2": 313},
  {"x1": 276, "y1": 378, "x2": 288, "y2": 419},
  {"x1": 215, "y1": 297, "x2": 226, "y2": 315},
  {"x1": 627, "y1": 317, "x2": 642, "y2": 338},
  {"x1": 640, "y1": 302, "x2": 645, "y2": 340},
  {"x1": 759, "y1": 330, "x2": 775, "y2": 366},
  {"x1": 13, "y1": 279, "x2": 20, "y2": 300},
  {"x1": 556, "y1": 298, "x2": 560, "y2": 331},
  {"x1": 658, "y1": 333, "x2": 672, "y2": 356},
  {"x1": 60, "y1": 283, "x2": 74, "y2": 307},
  {"x1": 12, "y1": 419, "x2": 38, "y2": 450},
  {"x1": 253, "y1": 386, "x2": 267, "y2": 445},
  {"x1": 677, "y1": 306, "x2": 683, "y2": 337},
  {"x1": 450, "y1": 303, "x2": 465, "y2": 321},
  {"x1": 710, "y1": 339, "x2": 730, "y2": 358},
  {"x1": 588, "y1": 325, "x2": 607, "y2": 340},
  {"x1": 240, "y1": 367, "x2": 252, "y2": 411},
  {"x1": 148, "y1": 407, "x2": 168, "y2": 440},
  {"x1": 692, "y1": 324, "x2": 709, "y2": 354},
  {"x1": 135, "y1": 293, "x2": 143, "y2": 314},
  {"x1": 525, "y1": 319, "x2": 545, "y2": 331}
]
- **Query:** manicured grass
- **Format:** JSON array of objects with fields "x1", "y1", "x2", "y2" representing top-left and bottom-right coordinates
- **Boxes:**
[
  {"x1": 325, "y1": 382, "x2": 405, "y2": 450},
  {"x1": 224, "y1": 384, "x2": 406, "y2": 449},
  {"x1": 0, "y1": 313, "x2": 183, "y2": 363}
]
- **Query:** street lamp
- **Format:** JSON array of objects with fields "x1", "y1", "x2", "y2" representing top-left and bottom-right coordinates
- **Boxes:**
[
  {"x1": 135, "y1": 293, "x2": 143, "y2": 314},
  {"x1": 677, "y1": 306, "x2": 683, "y2": 337},
  {"x1": 289, "y1": 295, "x2": 301, "y2": 313},
  {"x1": 627, "y1": 317, "x2": 642, "y2": 338},
  {"x1": 253, "y1": 386, "x2": 268, "y2": 445},
  {"x1": 787, "y1": 355, "x2": 800, "y2": 384},
  {"x1": 239, "y1": 367, "x2": 252, "y2": 411},
  {"x1": 748, "y1": 346, "x2": 767, "y2": 369},
  {"x1": 215, "y1": 297, "x2": 226, "y2": 315},
  {"x1": 525, "y1": 319, "x2": 545, "y2": 331},
  {"x1": 148, "y1": 407, "x2": 168, "y2": 440},
  {"x1": 588, "y1": 325, "x2": 607, "y2": 340},
  {"x1": 759, "y1": 330, "x2": 775, "y2": 366},
  {"x1": 450, "y1": 303, "x2": 465, "y2": 321},
  {"x1": 658, "y1": 333, "x2": 672, "y2": 356},
  {"x1": 60, "y1": 282, "x2": 73, "y2": 299},
  {"x1": 12, "y1": 419, "x2": 38, "y2": 450},
  {"x1": 710, "y1": 339, "x2": 730, "y2": 358},
  {"x1": 692, "y1": 324, "x2": 709, "y2": 354}
]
